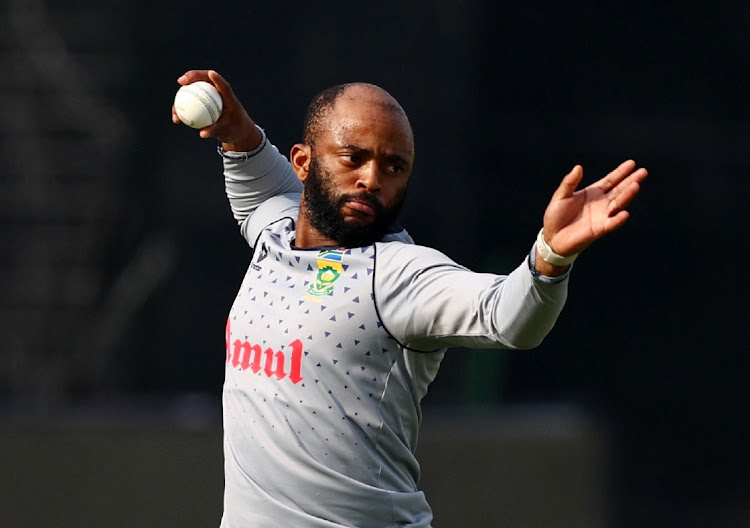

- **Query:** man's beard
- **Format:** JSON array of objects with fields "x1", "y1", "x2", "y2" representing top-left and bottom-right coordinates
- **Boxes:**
[{"x1": 303, "y1": 158, "x2": 406, "y2": 248}]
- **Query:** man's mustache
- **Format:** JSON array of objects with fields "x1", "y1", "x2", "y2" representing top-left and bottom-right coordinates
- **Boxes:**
[{"x1": 337, "y1": 192, "x2": 383, "y2": 213}]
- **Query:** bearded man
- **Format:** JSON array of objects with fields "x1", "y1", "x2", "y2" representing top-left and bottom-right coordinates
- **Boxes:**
[{"x1": 173, "y1": 69, "x2": 647, "y2": 528}]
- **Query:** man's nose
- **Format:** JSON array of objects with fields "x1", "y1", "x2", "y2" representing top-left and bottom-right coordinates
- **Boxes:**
[{"x1": 356, "y1": 162, "x2": 381, "y2": 192}]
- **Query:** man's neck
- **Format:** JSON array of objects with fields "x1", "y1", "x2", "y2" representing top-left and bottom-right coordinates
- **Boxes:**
[{"x1": 294, "y1": 202, "x2": 339, "y2": 248}]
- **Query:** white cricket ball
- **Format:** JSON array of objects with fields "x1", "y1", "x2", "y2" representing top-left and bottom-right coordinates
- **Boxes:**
[{"x1": 173, "y1": 81, "x2": 223, "y2": 129}]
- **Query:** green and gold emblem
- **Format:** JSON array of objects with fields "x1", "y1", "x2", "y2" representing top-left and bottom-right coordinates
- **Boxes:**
[{"x1": 307, "y1": 249, "x2": 345, "y2": 296}]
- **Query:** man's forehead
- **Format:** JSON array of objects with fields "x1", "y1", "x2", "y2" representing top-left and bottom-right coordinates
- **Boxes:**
[
  {"x1": 334, "y1": 85, "x2": 405, "y2": 117},
  {"x1": 323, "y1": 94, "x2": 414, "y2": 154}
]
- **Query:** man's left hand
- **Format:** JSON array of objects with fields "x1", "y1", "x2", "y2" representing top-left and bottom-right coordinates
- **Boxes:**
[
  {"x1": 543, "y1": 159, "x2": 647, "y2": 255},
  {"x1": 534, "y1": 160, "x2": 648, "y2": 276}
]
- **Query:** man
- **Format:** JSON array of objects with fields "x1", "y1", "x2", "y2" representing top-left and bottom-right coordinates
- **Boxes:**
[{"x1": 173, "y1": 69, "x2": 646, "y2": 527}]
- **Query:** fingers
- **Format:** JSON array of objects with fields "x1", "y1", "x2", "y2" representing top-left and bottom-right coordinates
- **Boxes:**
[
  {"x1": 594, "y1": 159, "x2": 638, "y2": 193},
  {"x1": 202, "y1": 111, "x2": 232, "y2": 139},
  {"x1": 199, "y1": 124, "x2": 217, "y2": 139},
  {"x1": 607, "y1": 180, "x2": 642, "y2": 215},
  {"x1": 208, "y1": 70, "x2": 233, "y2": 98},
  {"x1": 176, "y1": 69, "x2": 212, "y2": 86},
  {"x1": 622, "y1": 166, "x2": 648, "y2": 187},
  {"x1": 176, "y1": 70, "x2": 232, "y2": 97},
  {"x1": 173, "y1": 69, "x2": 234, "y2": 134},
  {"x1": 604, "y1": 210, "x2": 630, "y2": 233},
  {"x1": 602, "y1": 177, "x2": 643, "y2": 238},
  {"x1": 551, "y1": 165, "x2": 584, "y2": 200},
  {"x1": 606, "y1": 166, "x2": 647, "y2": 204},
  {"x1": 173, "y1": 70, "x2": 211, "y2": 127}
]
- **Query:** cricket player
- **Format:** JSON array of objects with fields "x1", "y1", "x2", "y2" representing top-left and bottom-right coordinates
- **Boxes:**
[{"x1": 173, "y1": 69, "x2": 647, "y2": 527}]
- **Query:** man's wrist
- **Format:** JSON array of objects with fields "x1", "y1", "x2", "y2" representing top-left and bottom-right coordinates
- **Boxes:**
[
  {"x1": 536, "y1": 228, "x2": 578, "y2": 267},
  {"x1": 220, "y1": 123, "x2": 265, "y2": 153},
  {"x1": 218, "y1": 126, "x2": 267, "y2": 160},
  {"x1": 533, "y1": 249, "x2": 570, "y2": 277},
  {"x1": 528, "y1": 246, "x2": 572, "y2": 283}
]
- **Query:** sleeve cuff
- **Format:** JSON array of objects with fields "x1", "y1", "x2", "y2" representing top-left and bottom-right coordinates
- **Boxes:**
[
  {"x1": 527, "y1": 244, "x2": 572, "y2": 284},
  {"x1": 216, "y1": 126, "x2": 267, "y2": 160}
]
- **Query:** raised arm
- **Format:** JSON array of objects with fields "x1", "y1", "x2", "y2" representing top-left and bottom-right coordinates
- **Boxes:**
[
  {"x1": 172, "y1": 70, "x2": 302, "y2": 238},
  {"x1": 172, "y1": 69, "x2": 262, "y2": 150}
]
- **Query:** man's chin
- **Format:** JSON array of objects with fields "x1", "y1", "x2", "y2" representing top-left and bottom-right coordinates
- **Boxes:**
[
  {"x1": 341, "y1": 214, "x2": 376, "y2": 226},
  {"x1": 334, "y1": 223, "x2": 386, "y2": 248}
]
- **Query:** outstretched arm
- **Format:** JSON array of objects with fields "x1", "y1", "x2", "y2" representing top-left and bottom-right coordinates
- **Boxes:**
[
  {"x1": 535, "y1": 160, "x2": 648, "y2": 276},
  {"x1": 375, "y1": 160, "x2": 647, "y2": 351}
]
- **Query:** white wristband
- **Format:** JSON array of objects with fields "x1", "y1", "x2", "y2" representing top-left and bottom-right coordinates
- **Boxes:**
[{"x1": 536, "y1": 228, "x2": 578, "y2": 266}]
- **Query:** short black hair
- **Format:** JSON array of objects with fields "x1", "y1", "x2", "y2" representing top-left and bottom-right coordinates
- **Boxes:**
[
  {"x1": 303, "y1": 83, "x2": 350, "y2": 146},
  {"x1": 302, "y1": 82, "x2": 406, "y2": 147}
]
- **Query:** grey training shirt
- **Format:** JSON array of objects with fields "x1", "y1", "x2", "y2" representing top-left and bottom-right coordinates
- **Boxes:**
[{"x1": 219, "y1": 134, "x2": 570, "y2": 527}]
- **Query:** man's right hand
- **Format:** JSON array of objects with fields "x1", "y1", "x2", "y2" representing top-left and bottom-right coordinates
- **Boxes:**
[{"x1": 172, "y1": 69, "x2": 263, "y2": 152}]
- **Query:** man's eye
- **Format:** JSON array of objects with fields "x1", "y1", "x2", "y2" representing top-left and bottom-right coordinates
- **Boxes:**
[{"x1": 343, "y1": 154, "x2": 360, "y2": 164}]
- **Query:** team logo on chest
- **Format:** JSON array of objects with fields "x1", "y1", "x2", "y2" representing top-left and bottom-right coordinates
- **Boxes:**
[{"x1": 307, "y1": 249, "x2": 345, "y2": 296}]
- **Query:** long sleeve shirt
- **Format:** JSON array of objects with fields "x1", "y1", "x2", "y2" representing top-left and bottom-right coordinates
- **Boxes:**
[{"x1": 219, "y1": 131, "x2": 570, "y2": 527}]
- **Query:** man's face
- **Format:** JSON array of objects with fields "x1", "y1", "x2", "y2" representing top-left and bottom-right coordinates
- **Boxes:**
[
  {"x1": 301, "y1": 89, "x2": 415, "y2": 248},
  {"x1": 304, "y1": 155, "x2": 407, "y2": 248}
]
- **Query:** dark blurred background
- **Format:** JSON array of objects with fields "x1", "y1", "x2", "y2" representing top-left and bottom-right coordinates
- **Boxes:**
[{"x1": 0, "y1": 1, "x2": 748, "y2": 526}]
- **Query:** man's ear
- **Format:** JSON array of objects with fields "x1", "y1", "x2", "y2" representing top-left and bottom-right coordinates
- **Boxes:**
[{"x1": 290, "y1": 143, "x2": 312, "y2": 182}]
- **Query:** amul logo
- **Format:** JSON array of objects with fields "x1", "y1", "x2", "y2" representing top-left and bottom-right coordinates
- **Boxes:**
[{"x1": 226, "y1": 319, "x2": 304, "y2": 384}]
